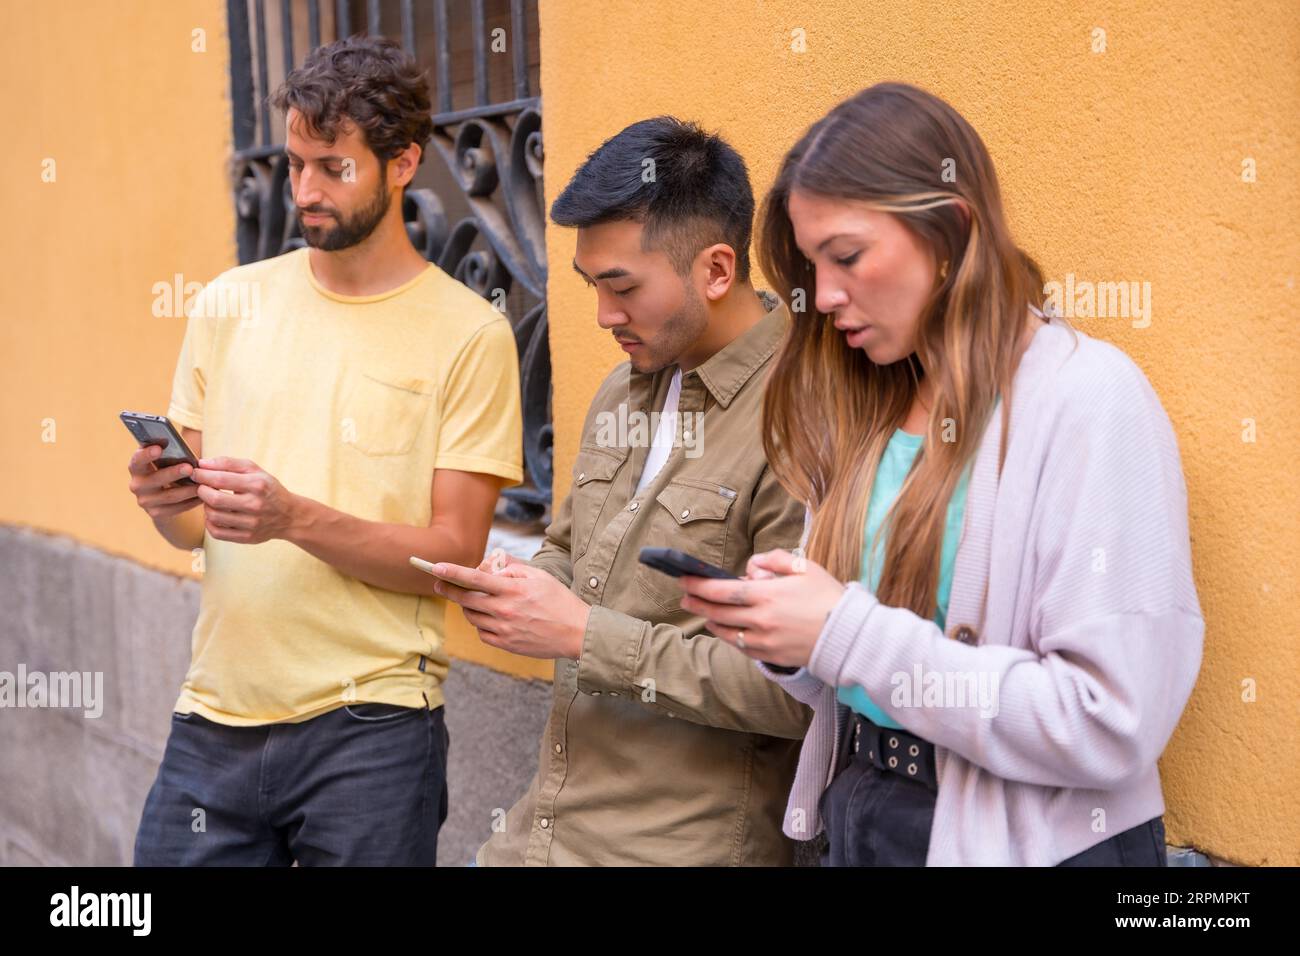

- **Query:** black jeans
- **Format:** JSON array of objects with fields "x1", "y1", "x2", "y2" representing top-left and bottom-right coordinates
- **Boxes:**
[
  {"x1": 134, "y1": 702, "x2": 450, "y2": 866},
  {"x1": 820, "y1": 747, "x2": 1168, "y2": 866}
]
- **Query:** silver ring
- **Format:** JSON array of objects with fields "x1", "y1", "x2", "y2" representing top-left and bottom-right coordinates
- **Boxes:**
[{"x1": 736, "y1": 629, "x2": 746, "y2": 649}]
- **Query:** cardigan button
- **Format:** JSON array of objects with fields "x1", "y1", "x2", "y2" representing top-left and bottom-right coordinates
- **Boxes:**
[{"x1": 953, "y1": 625, "x2": 978, "y2": 645}]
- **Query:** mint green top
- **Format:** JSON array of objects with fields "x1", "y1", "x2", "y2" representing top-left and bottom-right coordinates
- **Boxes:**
[{"x1": 836, "y1": 428, "x2": 971, "y2": 729}]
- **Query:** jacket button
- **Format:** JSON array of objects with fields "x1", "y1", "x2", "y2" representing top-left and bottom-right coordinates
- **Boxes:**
[
  {"x1": 680, "y1": 508, "x2": 690, "y2": 519},
  {"x1": 577, "y1": 472, "x2": 585, "y2": 482},
  {"x1": 588, "y1": 576, "x2": 599, "y2": 588},
  {"x1": 953, "y1": 625, "x2": 978, "y2": 645}
]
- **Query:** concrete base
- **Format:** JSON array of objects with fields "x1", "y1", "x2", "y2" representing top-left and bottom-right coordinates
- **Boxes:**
[{"x1": 0, "y1": 523, "x2": 550, "y2": 867}]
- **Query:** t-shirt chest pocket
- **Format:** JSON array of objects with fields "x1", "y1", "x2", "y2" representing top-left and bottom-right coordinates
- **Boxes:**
[
  {"x1": 635, "y1": 477, "x2": 737, "y2": 611},
  {"x1": 343, "y1": 370, "x2": 434, "y2": 457}
]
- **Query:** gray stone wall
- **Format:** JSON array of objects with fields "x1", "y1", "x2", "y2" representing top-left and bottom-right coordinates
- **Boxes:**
[{"x1": 0, "y1": 523, "x2": 550, "y2": 866}]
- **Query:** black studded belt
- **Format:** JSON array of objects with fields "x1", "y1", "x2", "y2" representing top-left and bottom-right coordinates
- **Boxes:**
[{"x1": 838, "y1": 712, "x2": 938, "y2": 792}]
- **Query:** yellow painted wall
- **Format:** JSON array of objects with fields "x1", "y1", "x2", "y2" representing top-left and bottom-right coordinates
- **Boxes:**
[
  {"x1": 1, "y1": 0, "x2": 1294, "y2": 863},
  {"x1": 536, "y1": 1, "x2": 1299, "y2": 864},
  {"x1": 0, "y1": 0, "x2": 235, "y2": 568}
]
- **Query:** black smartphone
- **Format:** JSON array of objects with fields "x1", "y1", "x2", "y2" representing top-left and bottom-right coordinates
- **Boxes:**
[
  {"x1": 120, "y1": 411, "x2": 199, "y2": 485},
  {"x1": 638, "y1": 547, "x2": 737, "y2": 580}
]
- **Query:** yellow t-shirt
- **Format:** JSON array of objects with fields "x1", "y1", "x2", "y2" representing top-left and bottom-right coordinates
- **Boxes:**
[{"x1": 166, "y1": 247, "x2": 523, "y2": 726}]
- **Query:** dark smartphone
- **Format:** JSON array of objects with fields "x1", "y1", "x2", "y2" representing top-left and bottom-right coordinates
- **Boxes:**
[
  {"x1": 120, "y1": 411, "x2": 199, "y2": 485},
  {"x1": 638, "y1": 547, "x2": 737, "y2": 580}
]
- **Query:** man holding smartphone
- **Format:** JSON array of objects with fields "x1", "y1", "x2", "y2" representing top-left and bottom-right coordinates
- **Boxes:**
[
  {"x1": 432, "y1": 118, "x2": 813, "y2": 866},
  {"x1": 126, "y1": 36, "x2": 522, "y2": 865}
]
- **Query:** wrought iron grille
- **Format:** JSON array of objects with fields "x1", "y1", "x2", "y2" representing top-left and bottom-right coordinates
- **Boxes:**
[{"x1": 225, "y1": 0, "x2": 551, "y2": 521}]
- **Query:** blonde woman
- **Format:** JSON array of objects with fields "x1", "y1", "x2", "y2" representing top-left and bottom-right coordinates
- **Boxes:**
[{"x1": 680, "y1": 83, "x2": 1202, "y2": 866}]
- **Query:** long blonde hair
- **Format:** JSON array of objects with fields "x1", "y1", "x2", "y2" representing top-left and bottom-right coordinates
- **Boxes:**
[{"x1": 758, "y1": 83, "x2": 1046, "y2": 618}]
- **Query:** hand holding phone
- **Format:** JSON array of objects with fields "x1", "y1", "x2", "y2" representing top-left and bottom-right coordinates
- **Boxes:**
[{"x1": 123, "y1": 411, "x2": 202, "y2": 519}]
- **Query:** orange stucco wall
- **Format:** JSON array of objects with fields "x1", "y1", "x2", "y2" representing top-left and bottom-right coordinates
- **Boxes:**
[{"x1": 1, "y1": 0, "x2": 1295, "y2": 863}]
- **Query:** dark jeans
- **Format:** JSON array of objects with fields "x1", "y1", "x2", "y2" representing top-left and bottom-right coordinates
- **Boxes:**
[
  {"x1": 820, "y1": 750, "x2": 1168, "y2": 866},
  {"x1": 134, "y1": 702, "x2": 449, "y2": 866}
]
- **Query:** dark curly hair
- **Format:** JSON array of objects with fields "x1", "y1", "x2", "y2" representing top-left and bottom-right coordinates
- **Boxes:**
[{"x1": 270, "y1": 35, "x2": 434, "y2": 165}]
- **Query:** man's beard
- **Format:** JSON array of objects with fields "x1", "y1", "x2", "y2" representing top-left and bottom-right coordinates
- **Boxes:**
[
  {"x1": 630, "y1": 282, "x2": 709, "y2": 373},
  {"x1": 298, "y1": 176, "x2": 391, "y2": 251}
]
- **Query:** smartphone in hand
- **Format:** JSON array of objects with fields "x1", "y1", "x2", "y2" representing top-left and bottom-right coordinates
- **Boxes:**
[
  {"x1": 120, "y1": 411, "x2": 199, "y2": 485},
  {"x1": 638, "y1": 547, "x2": 737, "y2": 580}
]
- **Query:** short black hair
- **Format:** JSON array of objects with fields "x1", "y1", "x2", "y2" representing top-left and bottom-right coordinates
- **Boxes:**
[{"x1": 550, "y1": 116, "x2": 754, "y2": 283}]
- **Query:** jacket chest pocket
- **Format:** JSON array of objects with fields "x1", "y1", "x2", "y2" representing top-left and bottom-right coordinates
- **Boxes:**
[
  {"x1": 635, "y1": 477, "x2": 737, "y2": 611},
  {"x1": 570, "y1": 445, "x2": 626, "y2": 559},
  {"x1": 343, "y1": 371, "x2": 434, "y2": 457}
]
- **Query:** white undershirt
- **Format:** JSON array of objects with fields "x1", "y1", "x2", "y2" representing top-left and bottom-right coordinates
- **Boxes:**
[{"x1": 635, "y1": 367, "x2": 683, "y2": 495}]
